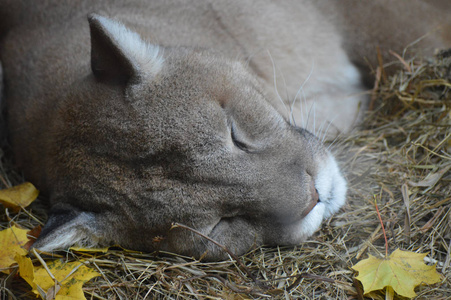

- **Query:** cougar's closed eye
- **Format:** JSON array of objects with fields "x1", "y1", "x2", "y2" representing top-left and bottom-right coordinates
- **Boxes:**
[{"x1": 230, "y1": 123, "x2": 250, "y2": 152}]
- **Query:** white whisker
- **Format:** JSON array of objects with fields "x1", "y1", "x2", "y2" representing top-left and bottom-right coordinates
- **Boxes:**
[
  {"x1": 316, "y1": 119, "x2": 327, "y2": 141},
  {"x1": 267, "y1": 50, "x2": 290, "y2": 122},
  {"x1": 313, "y1": 101, "x2": 316, "y2": 134},
  {"x1": 305, "y1": 96, "x2": 316, "y2": 132},
  {"x1": 326, "y1": 131, "x2": 344, "y2": 152},
  {"x1": 300, "y1": 88, "x2": 310, "y2": 130},
  {"x1": 321, "y1": 115, "x2": 339, "y2": 143},
  {"x1": 280, "y1": 70, "x2": 291, "y2": 123},
  {"x1": 291, "y1": 60, "x2": 315, "y2": 128}
]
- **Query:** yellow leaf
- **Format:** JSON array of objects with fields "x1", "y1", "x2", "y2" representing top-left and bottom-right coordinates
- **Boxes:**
[
  {"x1": 0, "y1": 225, "x2": 29, "y2": 273},
  {"x1": 15, "y1": 254, "x2": 36, "y2": 289},
  {"x1": 0, "y1": 182, "x2": 39, "y2": 211},
  {"x1": 353, "y1": 249, "x2": 441, "y2": 298},
  {"x1": 17, "y1": 258, "x2": 100, "y2": 300}
]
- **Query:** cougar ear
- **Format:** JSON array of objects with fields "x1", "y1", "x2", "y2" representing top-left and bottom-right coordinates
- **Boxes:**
[
  {"x1": 32, "y1": 205, "x2": 103, "y2": 251},
  {"x1": 88, "y1": 13, "x2": 163, "y2": 85}
]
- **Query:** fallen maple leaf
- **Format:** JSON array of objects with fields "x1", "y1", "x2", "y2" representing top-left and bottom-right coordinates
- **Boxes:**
[
  {"x1": 353, "y1": 249, "x2": 441, "y2": 298},
  {"x1": 0, "y1": 182, "x2": 39, "y2": 212},
  {"x1": 16, "y1": 256, "x2": 100, "y2": 300},
  {"x1": 0, "y1": 225, "x2": 29, "y2": 273}
]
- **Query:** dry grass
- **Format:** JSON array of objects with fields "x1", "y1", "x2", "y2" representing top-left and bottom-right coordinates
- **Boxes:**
[{"x1": 1, "y1": 51, "x2": 450, "y2": 299}]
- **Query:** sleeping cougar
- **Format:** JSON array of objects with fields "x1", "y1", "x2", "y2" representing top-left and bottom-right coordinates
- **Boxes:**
[{"x1": 0, "y1": 0, "x2": 449, "y2": 260}]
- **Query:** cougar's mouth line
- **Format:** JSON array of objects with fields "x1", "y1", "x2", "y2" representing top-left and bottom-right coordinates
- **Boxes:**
[{"x1": 302, "y1": 198, "x2": 318, "y2": 217}]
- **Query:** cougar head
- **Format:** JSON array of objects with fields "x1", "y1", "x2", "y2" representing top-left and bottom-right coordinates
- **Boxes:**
[{"x1": 33, "y1": 14, "x2": 346, "y2": 260}]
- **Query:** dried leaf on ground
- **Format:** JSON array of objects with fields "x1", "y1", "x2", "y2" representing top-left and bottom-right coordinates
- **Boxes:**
[
  {"x1": 0, "y1": 182, "x2": 39, "y2": 211},
  {"x1": 23, "y1": 225, "x2": 42, "y2": 250},
  {"x1": 14, "y1": 255, "x2": 35, "y2": 289},
  {"x1": 16, "y1": 257, "x2": 101, "y2": 300},
  {"x1": 0, "y1": 225, "x2": 29, "y2": 273},
  {"x1": 353, "y1": 249, "x2": 441, "y2": 298}
]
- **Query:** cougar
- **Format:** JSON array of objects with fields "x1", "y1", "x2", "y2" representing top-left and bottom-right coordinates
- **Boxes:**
[{"x1": 0, "y1": 0, "x2": 449, "y2": 260}]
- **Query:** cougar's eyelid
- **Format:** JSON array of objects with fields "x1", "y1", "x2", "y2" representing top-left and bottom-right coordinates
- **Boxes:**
[{"x1": 231, "y1": 122, "x2": 250, "y2": 152}]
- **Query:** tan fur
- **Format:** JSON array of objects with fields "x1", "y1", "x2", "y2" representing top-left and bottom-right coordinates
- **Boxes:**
[{"x1": 0, "y1": 0, "x2": 449, "y2": 260}]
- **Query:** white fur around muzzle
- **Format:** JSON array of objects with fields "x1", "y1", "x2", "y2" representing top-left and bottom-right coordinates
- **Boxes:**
[{"x1": 298, "y1": 154, "x2": 347, "y2": 239}]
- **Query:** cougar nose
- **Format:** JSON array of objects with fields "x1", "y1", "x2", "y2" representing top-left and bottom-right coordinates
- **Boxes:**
[
  {"x1": 310, "y1": 180, "x2": 319, "y2": 203},
  {"x1": 302, "y1": 180, "x2": 319, "y2": 217}
]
